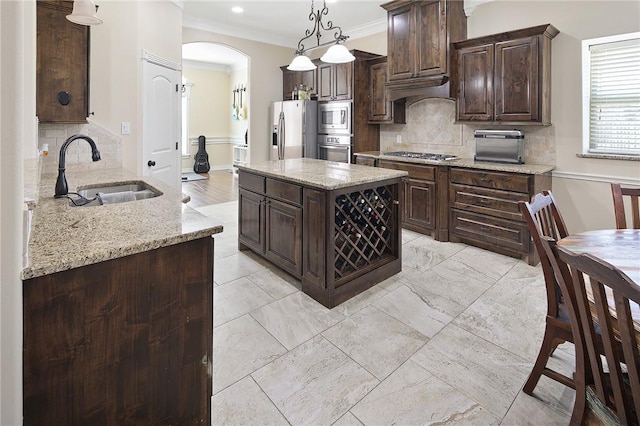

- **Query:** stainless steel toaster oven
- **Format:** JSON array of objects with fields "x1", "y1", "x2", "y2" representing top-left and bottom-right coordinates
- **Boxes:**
[{"x1": 474, "y1": 129, "x2": 524, "y2": 164}]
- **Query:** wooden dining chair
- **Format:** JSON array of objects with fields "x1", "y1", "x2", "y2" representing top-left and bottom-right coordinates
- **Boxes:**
[
  {"x1": 556, "y1": 245, "x2": 640, "y2": 425},
  {"x1": 519, "y1": 190, "x2": 574, "y2": 395},
  {"x1": 611, "y1": 183, "x2": 640, "y2": 229}
]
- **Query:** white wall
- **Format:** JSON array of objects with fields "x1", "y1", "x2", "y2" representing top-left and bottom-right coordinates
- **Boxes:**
[
  {"x1": 1, "y1": 1, "x2": 32, "y2": 422},
  {"x1": 183, "y1": 27, "x2": 295, "y2": 165},
  {"x1": 468, "y1": 0, "x2": 640, "y2": 232}
]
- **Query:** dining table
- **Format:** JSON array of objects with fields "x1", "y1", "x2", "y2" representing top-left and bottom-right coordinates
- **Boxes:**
[{"x1": 557, "y1": 229, "x2": 640, "y2": 285}]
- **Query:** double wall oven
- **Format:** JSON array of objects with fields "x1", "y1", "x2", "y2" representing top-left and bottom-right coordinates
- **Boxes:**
[{"x1": 317, "y1": 101, "x2": 352, "y2": 163}]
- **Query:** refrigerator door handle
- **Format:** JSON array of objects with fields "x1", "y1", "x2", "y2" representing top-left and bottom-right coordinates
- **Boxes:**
[{"x1": 278, "y1": 111, "x2": 285, "y2": 160}]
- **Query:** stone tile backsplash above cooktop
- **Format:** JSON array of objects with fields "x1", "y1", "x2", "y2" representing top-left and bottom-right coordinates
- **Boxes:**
[{"x1": 379, "y1": 98, "x2": 556, "y2": 165}]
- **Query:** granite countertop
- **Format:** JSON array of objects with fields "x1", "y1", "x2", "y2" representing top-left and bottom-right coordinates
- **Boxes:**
[
  {"x1": 237, "y1": 158, "x2": 408, "y2": 190},
  {"x1": 356, "y1": 151, "x2": 555, "y2": 175},
  {"x1": 22, "y1": 168, "x2": 224, "y2": 280}
]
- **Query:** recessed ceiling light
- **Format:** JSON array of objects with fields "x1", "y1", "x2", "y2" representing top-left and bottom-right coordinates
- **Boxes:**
[{"x1": 232, "y1": 6, "x2": 244, "y2": 13}]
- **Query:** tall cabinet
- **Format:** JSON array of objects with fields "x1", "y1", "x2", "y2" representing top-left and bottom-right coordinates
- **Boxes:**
[{"x1": 454, "y1": 24, "x2": 559, "y2": 125}]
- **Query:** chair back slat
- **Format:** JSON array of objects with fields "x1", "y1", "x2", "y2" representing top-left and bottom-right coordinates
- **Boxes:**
[
  {"x1": 557, "y1": 245, "x2": 640, "y2": 425},
  {"x1": 611, "y1": 183, "x2": 640, "y2": 229}
]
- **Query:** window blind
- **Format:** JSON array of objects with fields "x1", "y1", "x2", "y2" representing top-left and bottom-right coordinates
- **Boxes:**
[{"x1": 588, "y1": 37, "x2": 640, "y2": 155}]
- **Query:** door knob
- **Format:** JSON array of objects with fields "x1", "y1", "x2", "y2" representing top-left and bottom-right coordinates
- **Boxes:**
[{"x1": 147, "y1": 160, "x2": 156, "y2": 167}]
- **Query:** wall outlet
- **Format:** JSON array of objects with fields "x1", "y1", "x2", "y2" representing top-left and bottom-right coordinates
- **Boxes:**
[
  {"x1": 121, "y1": 122, "x2": 131, "y2": 135},
  {"x1": 396, "y1": 134, "x2": 402, "y2": 144}
]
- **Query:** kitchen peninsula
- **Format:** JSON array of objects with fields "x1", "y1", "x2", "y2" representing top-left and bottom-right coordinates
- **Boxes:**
[
  {"x1": 22, "y1": 167, "x2": 222, "y2": 425},
  {"x1": 237, "y1": 158, "x2": 407, "y2": 308}
]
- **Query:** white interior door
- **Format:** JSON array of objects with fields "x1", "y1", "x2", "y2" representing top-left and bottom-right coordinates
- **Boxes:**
[{"x1": 142, "y1": 56, "x2": 181, "y2": 189}]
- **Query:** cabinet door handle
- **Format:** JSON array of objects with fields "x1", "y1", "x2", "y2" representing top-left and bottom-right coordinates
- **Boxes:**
[{"x1": 147, "y1": 160, "x2": 156, "y2": 167}]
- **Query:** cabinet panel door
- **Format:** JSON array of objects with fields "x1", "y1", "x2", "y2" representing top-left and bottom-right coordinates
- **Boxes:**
[
  {"x1": 238, "y1": 189, "x2": 265, "y2": 253},
  {"x1": 495, "y1": 36, "x2": 539, "y2": 121},
  {"x1": 333, "y1": 63, "x2": 352, "y2": 100},
  {"x1": 303, "y1": 188, "x2": 326, "y2": 288},
  {"x1": 37, "y1": 1, "x2": 89, "y2": 123},
  {"x1": 404, "y1": 178, "x2": 436, "y2": 231},
  {"x1": 369, "y1": 61, "x2": 392, "y2": 122},
  {"x1": 317, "y1": 63, "x2": 334, "y2": 101},
  {"x1": 416, "y1": 0, "x2": 448, "y2": 77},
  {"x1": 456, "y1": 44, "x2": 494, "y2": 121},
  {"x1": 266, "y1": 199, "x2": 302, "y2": 276},
  {"x1": 387, "y1": 3, "x2": 414, "y2": 81}
]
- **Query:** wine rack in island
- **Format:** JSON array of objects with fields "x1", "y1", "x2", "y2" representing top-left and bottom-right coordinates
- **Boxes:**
[{"x1": 238, "y1": 168, "x2": 403, "y2": 308}]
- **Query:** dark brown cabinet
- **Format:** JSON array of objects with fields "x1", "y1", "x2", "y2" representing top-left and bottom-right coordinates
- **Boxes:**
[
  {"x1": 281, "y1": 65, "x2": 317, "y2": 101},
  {"x1": 367, "y1": 57, "x2": 406, "y2": 124},
  {"x1": 36, "y1": 0, "x2": 90, "y2": 123},
  {"x1": 238, "y1": 168, "x2": 403, "y2": 308},
  {"x1": 454, "y1": 24, "x2": 559, "y2": 125},
  {"x1": 378, "y1": 160, "x2": 448, "y2": 240},
  {"x1": 449, "y1": 167, "x2": 551, "y2": 265},
  {"x1": 381, "y1": 0, "x2": 466, "y2": 99},
  {"x1": 317, "y1": 62, "x2": 352, "y2": 101},
  {"x1": 23, "y1": 237, "x2": 213, "y2": 425},
  {"x1": 238, "y1": 173, "x2": 303, "y2": 277}
]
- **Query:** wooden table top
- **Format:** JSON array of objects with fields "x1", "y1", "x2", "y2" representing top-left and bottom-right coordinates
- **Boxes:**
[{"x1": 557, "y1": 229, "x2": 640, "y2": 285}]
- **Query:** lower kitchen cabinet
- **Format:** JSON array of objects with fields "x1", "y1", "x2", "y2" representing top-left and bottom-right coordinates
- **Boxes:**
[
  {"x1": 239, "y1": 177, "x2": 303, "y2": 277},
  {"x1": 23, "y1": 237, "x2": 214, "y2": 425},
  {"x1": 378, "y1": 160, "x2": 449, "y2": 240},
  {"x1": 449, "y1": 167, "x2": 551, "y2": 265}
]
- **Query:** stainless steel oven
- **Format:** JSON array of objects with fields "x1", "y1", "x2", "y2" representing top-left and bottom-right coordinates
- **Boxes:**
[
  {"x1": 318, "y1": 134, "x2": 351, "y2": 163},
  {"x1": 318, "y1": 101, "x2": 352, "y2": 135}
]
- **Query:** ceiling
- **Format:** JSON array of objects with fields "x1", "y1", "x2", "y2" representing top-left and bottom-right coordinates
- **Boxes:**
[{"x1": 181, "y1": 0, "x2": 388, "y2": 66}]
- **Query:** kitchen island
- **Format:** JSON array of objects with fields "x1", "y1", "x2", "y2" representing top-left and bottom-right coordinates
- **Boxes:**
[
  {"x1": 22, "y1": 167, "x2": 222, "y2": 425},
  {"x1": 237, "y1": 158, "x2": 408, "y2": 308}
]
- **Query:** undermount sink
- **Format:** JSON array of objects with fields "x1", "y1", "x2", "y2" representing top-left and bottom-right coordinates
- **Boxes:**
[{"x1": 70, "y1": 181, "x2": 162, "y2": 207}]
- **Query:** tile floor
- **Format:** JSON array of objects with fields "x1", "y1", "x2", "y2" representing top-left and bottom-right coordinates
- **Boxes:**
[{"x1": 198, "y1": 201, "x2": 576, "y2": 425}]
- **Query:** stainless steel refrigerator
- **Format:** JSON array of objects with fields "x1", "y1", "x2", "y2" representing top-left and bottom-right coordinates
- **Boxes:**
[{"x1": 270, "y1": 100, "x2": 318, "y2": 160}]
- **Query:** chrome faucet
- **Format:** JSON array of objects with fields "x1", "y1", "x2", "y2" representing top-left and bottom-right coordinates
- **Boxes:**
[{"x1": 54, "y1": 134, "x2": 101, "y2": 197}]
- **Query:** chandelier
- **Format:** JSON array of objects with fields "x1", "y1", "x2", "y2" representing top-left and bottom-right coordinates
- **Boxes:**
[{"x1": 287, "y1": 0, "x2": 356, "y2": 71}]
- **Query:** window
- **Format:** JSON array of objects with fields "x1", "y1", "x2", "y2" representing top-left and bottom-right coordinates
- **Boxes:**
[{"x1": 582, "y1": 32, "x2": 640, "y2": 156}]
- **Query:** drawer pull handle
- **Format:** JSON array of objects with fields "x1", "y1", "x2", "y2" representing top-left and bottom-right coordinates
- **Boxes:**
[
  {"x1": 480, "y1": 226, "x2": 491, "y2": 232},
  {"x1": 393, "y1": 200, "x2": 400, "y2": 205},
  {"x1": 479, "y1": 198, "x2": 490, "y2": 204}
]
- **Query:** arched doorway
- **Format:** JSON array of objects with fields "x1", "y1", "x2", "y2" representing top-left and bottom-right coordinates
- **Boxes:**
[{"x1": 181, "y1": 42, "x2": 249, "y2": 175}]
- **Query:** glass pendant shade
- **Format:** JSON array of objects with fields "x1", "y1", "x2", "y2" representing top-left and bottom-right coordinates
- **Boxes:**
[
  {"x1": 66, "y1": 0, "x2": 103, "y2": 25},
  {"x1": 320, "y1": 44, "x2": 355, "y2": 63},
  {"x1": 287, "y1": 55, "x2": 317, "y2": 71}
]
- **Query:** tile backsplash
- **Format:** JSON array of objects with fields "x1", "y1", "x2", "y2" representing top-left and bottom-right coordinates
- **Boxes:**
[
  {"x1": 38, "y1": 121, "x2": 122, "y2": 174},
  {"x1": 379, "y1": 98, "x2": 556, "y2": 165}
]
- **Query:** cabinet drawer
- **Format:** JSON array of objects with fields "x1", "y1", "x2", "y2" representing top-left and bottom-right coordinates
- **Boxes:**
[
  {"x1": 450, "y1": 209, "x2": 529, "y2": 254},
  {"x1": 355, "y1": 156, "x2": 377, "y2": 167},
  {"x1": 266, "y1": 178, "x2": 302, "y2": 205},
  {"x1": 450, "y1": 183, "x2": 529, "y2": 222},
  {"x1": 378, "y1": 160, "x2": 435, "y2": 181},
  {"x1": 450, "y1": 168, "x2": 530, "y2": 193},
  {"x1": 239, "y1": 172, "x2": 265, "y2": 194}
]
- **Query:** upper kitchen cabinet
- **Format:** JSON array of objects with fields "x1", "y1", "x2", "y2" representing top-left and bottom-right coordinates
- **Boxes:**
[
  {"x1": 37, "y1": 0, "x2": 90, "y2": 123},
  {"x1": 281, "y1": 65, "x2": 317, "y2": 101},
  {"x1": 367, "y1": 56, "x2": 406, "y2": 124},
  {"x1": 381, "y1": 0, "x2": 467, "y2": 100},
  {"x1": 317, "y1": 62, "x2": 352, "y2": 101},
  {"x1": 454, "y1": 24, "x2": 559, "y2": 125}
]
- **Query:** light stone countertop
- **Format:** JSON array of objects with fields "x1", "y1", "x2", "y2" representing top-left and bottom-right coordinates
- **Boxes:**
[
  {"x1": 356, "y1": 151, "x2": 555, "y2": 175},
  {"x1": 237, "y1": 158, "x2": 408, "y2": 190},
  {"x1": 22, "y1": 168, "x2": 224, "y2": 280}
]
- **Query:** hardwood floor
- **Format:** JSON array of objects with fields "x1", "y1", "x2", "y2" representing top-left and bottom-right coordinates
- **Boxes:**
[{"x1": 181, "y1": 169, "x2": 238, "y2": 208}]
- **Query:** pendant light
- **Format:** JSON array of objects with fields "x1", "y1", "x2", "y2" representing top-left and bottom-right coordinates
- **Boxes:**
[
  {"x1": 66, "y1": 0, "x2": 103, "y2": 26},
  {"x1": 287, "y1": 0, "x2": 354, "y2": 71}
]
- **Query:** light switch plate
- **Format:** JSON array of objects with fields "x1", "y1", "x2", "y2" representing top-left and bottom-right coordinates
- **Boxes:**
[{"x1": 121, "y1": 122, "x2": 131, "y2": 135}]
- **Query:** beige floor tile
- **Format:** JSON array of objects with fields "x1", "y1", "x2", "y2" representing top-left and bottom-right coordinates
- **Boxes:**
[
  {"x1": 214, "y1": 251, "x2": 268, "y2": 284},
  {"x1": 322, "y1": 305, "x2": 429, "y2": 380},
  {"x1": 252, "y1": 336, "x2": 379, "y2": 426},
  {"x1": 451, "y1": 245, "x2": 520, "y2": 281},
  {"x1": 411, "y1": 324, "x2": 531, "y2": 418},
  {"x1": 331, "y1": 284, "x2": 390, "y2": 317},
  {"x1": 212, "y1": 376, "x2": 289, "y2": 426},
  {"x1": 213, "y1": 276, "x2": 274, "y2": 326},
  {"x1": 251, "y1": 291, "x2": 345, "y2": 350},
  {"x1": 401, "y1": 235, "x2": 465, "y2": 272},
  {"x1": 351, "y1": 360, "x2": 500, "y2": 425},
  {"x1": 332, "y1": 412, "x2": 364, "y2": 426},
  {"x1": 213, "y1": 314, "x2": 287, "y2": 394},
  {"x1": 247, "y1": 268, "x2": 301, "y2": 300}
]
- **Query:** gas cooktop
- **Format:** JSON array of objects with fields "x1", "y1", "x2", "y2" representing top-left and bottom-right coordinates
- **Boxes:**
[{"x1": 382, "y1": 151, "x2": 459, "y2": 161}]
